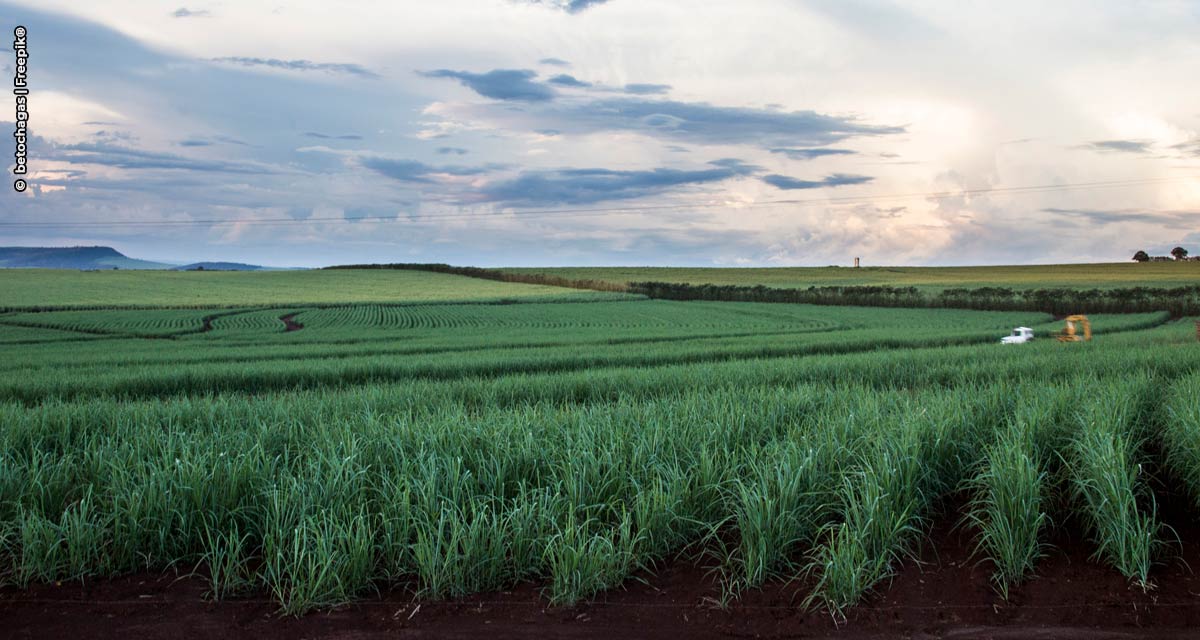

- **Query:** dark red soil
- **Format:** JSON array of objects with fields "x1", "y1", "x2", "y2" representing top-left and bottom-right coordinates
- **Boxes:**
[
  {"x1": 6, "y1": 516, "x2": 1200, "y2": 640},
  {"x1": 280, "y1": 313, "x2": 304, "y2": 332}
]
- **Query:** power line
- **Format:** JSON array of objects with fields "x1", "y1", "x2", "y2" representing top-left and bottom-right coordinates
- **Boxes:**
[{"x1": 1, "y1": 174, "x2": 1196, "y2": 228}]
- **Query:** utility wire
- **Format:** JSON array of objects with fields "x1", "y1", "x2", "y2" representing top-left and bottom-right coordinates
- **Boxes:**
[{"x1": 1, "y1": 174, "x2": 1196, "y2": 228}]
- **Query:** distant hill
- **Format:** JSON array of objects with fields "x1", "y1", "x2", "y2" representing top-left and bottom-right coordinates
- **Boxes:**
[
  {"x1": 172, "y1": 262, "x2": 267, "y2": 271},
  {"x1": 0, "y1": 246, "x2": 173, "y2": 270},
  {"x1": 0, "y1": 247, "x2": 282, "y2": 271}
]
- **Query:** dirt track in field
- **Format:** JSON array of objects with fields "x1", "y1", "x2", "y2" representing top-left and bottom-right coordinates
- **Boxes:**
[{"x1": 280, "y1": 313, "x2": 304, "y2": 332}]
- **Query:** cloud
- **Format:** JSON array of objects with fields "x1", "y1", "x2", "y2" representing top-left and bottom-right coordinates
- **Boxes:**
[
  {"x1": 213, "y1": 135, "x2": 250, "y2": 146},
  {"x1": 866, "y1": 205, "x2": 907, "y2": 218},
  {"x1": 212, "y1": 57, "x2": 379, "y2": 79},
  {"x1": 539, "y1": 57, "x2": 571, "y2": 66},
  {"x1": 419, "y1": 68, "x2": 555, "y2": 101},
  {"x1": 770, "y1": 147, "x2": 857, "y2": 160},
  {"x1": 709, "y1": 158, "x2": 763, "y2": 171},
  {"x1": 564, "y1": 0, "x2": 610, "y2": 12},
  {"x1": 171, "y1": 8, "x2": 211, "y2": 18},
  {"x1": 801, "y1": 0, "x2": 941, "y2": 42},
  {"x1": 623, "y1": 83, "x2": 671, "y2": 95},
  {"x1": 178, "y1": 139, "x2": 214, "y2": 147},
  {"x1": 483, "y1": 98, "x2": 904, "y2": 148},
  {"x1": 478, "y1": 159, "x2": 759, "y2": 205},
  {"x1": 762, "y1": 173, "x2": 873, "y2": 189},
  {"x1": 344, "y1": 206, "x2": 400, "y2": 223},
  {"x1": 359, "y1": 157, "x2": 490, "y2": 183},
  {"x1": 437, "y1": 147, "x2": 469, "y2": 155},
  {"x1": 92, "y1": 130, "x2": 138, "y2": 144},
  {"x1": 1172, "y1": 139, "x2": 1200, "y2": 157},
  {"x1": 1042, "y1": 207, "x2": 1196, "y2": 226},
  {"x1": 304, "y1": 132, "x2": 364, "y2": 140},
  {"x1": 547, "y1": 74, "x2": 592, "y2": 88},
  {"x1": 52, "y1": 141, "x2": 278, "y2": 174},
  {"x1": 520, "y1": 0, "x2": 611, "y2": 14},
  {"x1": 1078, "y1": 139, "x2": 1154, "y2": 154}
]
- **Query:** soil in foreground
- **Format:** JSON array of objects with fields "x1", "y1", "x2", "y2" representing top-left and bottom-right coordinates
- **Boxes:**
[{"x1": 5, "y1": 513, "x2": 1200, "y2": 639}]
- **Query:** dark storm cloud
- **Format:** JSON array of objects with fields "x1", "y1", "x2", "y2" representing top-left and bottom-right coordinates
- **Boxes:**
[
  {"x1": 479, "y1": 159, "x2": 759, "y2": 205},
  {"x1": 53, "y1": 142, "x2": 278, "y2": 174},
  {"x1": 212, "y1": 57, "x2": 380, "y2": 79},
  {"x1": 420, "y1": 68, "x2": 556, "y2": 102},
  {"x1": 1078, "y1": 139, "x2": 1155, "y2": 154},
  {"x1": 770, "y1": 147, "x2": 857, "y2": 160},
  {"x1": 528, "y1": 98, "x2": 904, "y2": 147},
  {"x1": 623, "y1": 83, "x2": 671, "y2": 95},
  {"x1": 304, "y1": 132, "x2": 364, "y2": 140},
  {"x1": 171, "y1": 8, "x2": 211, "y2": 18},
  {"x1": 359, "y1": 157, "x2": 490, "y2": 183},
  {"x1": 547, "y1": 74, "x2": 592, "y2": 88},
  {"x1": 761, "y1": 173, "x2": 873, "y2": 189}
]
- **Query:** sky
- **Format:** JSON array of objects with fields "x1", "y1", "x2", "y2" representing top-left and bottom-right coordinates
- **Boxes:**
[{"x1": 1, "y1": 0, "x2": 1199, "y2": 268}]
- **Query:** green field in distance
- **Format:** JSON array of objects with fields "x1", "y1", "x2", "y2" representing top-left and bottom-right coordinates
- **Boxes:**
[
  {"x1": 502, "y1": 262, "x2": 1200, "y2": 291},
  {"x1": 0, "y1": 268, "x2": 634, "y2": 310},
  {"x1": 3, "y1": 265, "x2": 1199, "y2": 617}
]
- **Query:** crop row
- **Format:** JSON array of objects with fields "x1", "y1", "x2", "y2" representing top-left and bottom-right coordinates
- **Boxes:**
[
  {"x1": 293, "y1": 300, "x2": 851, "y2": 332},
  {"x1": 0, "y1": 309, "x2": 211, "y2": 337},
  {"x1": 2, "y1": 314, "x2": 1183, "y2": 406},
  {"x1": 206, "y1": 309, "x2": 303, "y2": 334},
  {"x1": 0, "y1": 324, "x2": 1088, "y2": 404},
  {"x1": 0, "y1": 301, "x2": 1059, "y2": 373},
  {"x1": 1, "y1": 358, "x2": 1196, "y2": 613}
]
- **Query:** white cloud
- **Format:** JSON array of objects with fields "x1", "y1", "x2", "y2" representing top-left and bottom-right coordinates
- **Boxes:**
[{"x1": 6, "y1": 0, "x2": 1200, "y2": 266}]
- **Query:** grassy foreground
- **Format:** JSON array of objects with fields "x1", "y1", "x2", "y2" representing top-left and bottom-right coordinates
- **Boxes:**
[
  {"x1": 1, "y1": 266, "x2": 1197, "y2": 617},
  {"x1": 503, "y1": 262, "x2": 1200, "y2": 291}
]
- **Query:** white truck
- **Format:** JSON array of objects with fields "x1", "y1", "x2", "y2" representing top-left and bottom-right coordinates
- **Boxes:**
[{"x1": 1001, "y1": 327, "x2": 1034, "y2": 344}]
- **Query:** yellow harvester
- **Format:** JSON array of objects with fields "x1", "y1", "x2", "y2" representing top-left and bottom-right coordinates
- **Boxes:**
[{"x1": 1057, "y1": 315, "x2": 1092, "y2": 342}]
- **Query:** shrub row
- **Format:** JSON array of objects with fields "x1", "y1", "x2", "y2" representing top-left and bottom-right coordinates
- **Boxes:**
[
  {"x1": 324, "y1": 264, "x2": 1195, "y2": 314},
  {"x1": 627, "y1": 282, "x2": 1200, "y2": 315}
]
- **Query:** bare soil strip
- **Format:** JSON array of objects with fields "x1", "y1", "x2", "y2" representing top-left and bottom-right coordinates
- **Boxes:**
[
  {"x1": 5, "y1": 509, "x2": 1200, "y2": 639},
  {"x1": 280, "y1": 313, "x2": 304, "y2": 332}
]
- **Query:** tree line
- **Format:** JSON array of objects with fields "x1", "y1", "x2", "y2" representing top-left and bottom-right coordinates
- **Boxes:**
[
  {"x1": 1133, "y1": 246, "x2": 1195, "y2": 262},
  {"x1": 325, "y1": 263, "x2": 1200, "y2": 316},
  {"x1": 628, "y1": 281, "x2": 1200, "y2": 316}
]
